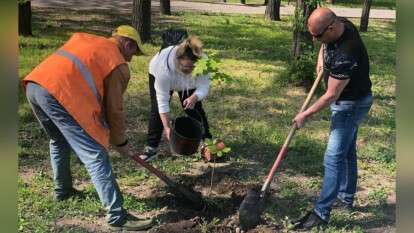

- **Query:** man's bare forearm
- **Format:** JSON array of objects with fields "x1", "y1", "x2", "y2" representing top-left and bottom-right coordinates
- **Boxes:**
[{"x1": 303, "y1": 93, "x2": 337, "y2": 118}]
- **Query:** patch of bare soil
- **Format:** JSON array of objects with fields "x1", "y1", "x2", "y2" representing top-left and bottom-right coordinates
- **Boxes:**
[
  {"x1": 138, "y1": 162, "x2": 277, "y2": 233},
  {"x1": 365, "y1": 226, "x2": 395, "y2": 233},
  {"x1": 53, "y1": 218, "x2": 108, "y2": 233},
  {"x1": 246, "y1": 224, "x2": 279, "y2": 233},
  {"x1": 19, "y1": 168, "x2": 37, "y2": 184},
  {"x1": 149, "y1": 217, "x2": 202, "y2": 233}
]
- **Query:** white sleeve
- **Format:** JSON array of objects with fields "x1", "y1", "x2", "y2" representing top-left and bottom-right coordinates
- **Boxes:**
[
  {"x1": 194, "y1": 73, "x2": 211, "y2": 100},
  {"x1": 154, "y1": 74, "x2": 171, "y2": 114}
]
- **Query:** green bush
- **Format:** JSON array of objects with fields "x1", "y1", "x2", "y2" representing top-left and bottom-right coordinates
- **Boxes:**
[{"x1": 279, "y1": 48, "x2": 317, "y2": 88}]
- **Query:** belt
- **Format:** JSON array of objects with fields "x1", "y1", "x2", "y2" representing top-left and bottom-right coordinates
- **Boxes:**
[{"x1": 335, "y1": 100, "x2": 356, "y2": 105}]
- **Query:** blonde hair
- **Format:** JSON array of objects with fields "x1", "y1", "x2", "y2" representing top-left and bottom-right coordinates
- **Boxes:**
[{"x1": 176, "y1": 36, "x2": 203, "y2": 61}]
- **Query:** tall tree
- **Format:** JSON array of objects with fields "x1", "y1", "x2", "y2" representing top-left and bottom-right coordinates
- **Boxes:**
[
  {"x1": 292, "y1": 0, "x2": 316, "y2": 58},
  {"x1": 160, "y1": 0, "x2": 171, "y2": 15},
  {"x1": 241, "y1": 0, "x2": 246, "y2": 4},
  {"x1": 18, "y1": 0, "x2": 32, "y2": 36},
  {"x1": 288, "y1": 0, "x2": 319, "y2": 88},
  {"x1": 265, "y1": 0, "x2": 281, "y2": 21},
  {"x1": 132, "y1": 0, "x2": 151, "y2": 43},
  {"x1": 360, "y1": 0, "x2": 372, "y2": 32}
]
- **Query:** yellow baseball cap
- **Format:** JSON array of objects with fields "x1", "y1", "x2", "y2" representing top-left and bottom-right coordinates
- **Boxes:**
[{"x1": 112, "y1": 25, "x2": 144, "y2": 55}]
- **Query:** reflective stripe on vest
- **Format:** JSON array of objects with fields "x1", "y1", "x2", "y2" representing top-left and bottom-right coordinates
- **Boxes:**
[
  {"x1": 56, "y1": 49, "x2": 102, "y2": 104},
  {"x1": 55, "y1": 49, "x2": 108, "y2": 129}
]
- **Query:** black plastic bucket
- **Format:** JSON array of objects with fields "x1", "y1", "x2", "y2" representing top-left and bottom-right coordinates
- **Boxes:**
[{"x1": 170, "y1": 116, "x2": 202, "y2": 155}]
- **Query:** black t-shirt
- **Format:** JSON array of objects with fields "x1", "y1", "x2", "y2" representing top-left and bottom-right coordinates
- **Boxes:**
[{"x1": 323, "y1": 18, "x2": 372, "y2": 100}]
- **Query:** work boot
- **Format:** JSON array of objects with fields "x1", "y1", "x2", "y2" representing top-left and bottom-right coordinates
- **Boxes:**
[
  {"x1": 109, "y1": 214, "x2": 154, "y2": 231},
  {"x1": 139, "y1": 146, "x2": 159, "y2": 162},
  {"x1": 292, "y1": 210, "x2": 327, "y2": 231},
  {"x1": 54, "y1": 188, "x2": 85, "y2": 202}
]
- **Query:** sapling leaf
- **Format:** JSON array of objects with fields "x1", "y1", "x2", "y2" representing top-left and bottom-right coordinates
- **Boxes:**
[
  {"x1": 209, "y1": 146, "x2": 218, "y2": 154},
  {"x1": 222, "y1": 147, "x2": 231, "y2": 153}
]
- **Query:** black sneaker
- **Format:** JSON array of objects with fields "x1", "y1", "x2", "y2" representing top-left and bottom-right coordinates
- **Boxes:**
[
  {"x1": 292, "y1": 210, "x2": 327, "y2": 231},
  {"x1": 332, "y1": 198, "x2": 353, "y2": 212},
  {"x1": 139, "y1": 146, "x2": 159, "y2": 162},
  {"x1": 55, "y1": 188, "x2": 85, "y2": 202}
]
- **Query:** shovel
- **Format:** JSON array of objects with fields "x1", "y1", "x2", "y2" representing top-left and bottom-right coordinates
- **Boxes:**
[
  {"x1": 238, "y1": 70, "x2": 326, "y2": 230},
  {"x1": 130, "y1": 154, "x2": 205, "y2": 210}
]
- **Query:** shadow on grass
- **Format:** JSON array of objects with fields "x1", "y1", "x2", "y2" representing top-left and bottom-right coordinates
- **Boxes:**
[
  {"x1": 30, "y1": 7, "x2": 293, "y2": 65},
  {"x1": 333, "y1": 202, "x2": 395, "y2": 231}
]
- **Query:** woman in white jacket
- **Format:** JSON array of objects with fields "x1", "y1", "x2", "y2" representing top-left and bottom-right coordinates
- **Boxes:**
[{"x1": 141, "y1": 36, "x2": 212, "y2": 161}]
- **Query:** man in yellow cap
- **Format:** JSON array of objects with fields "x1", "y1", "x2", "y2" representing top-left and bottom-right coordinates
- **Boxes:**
[{"x1": 23, "y1": 25, "x2": 154, "y2": 231}]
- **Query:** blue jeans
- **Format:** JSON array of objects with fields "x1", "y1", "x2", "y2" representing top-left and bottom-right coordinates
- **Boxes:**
[
  {"x1": 25, "y1": 82, "x2": 127, "y2": 225},
  {"x1": 314, "y1": 93, "x2": 373, "y2": 221}
]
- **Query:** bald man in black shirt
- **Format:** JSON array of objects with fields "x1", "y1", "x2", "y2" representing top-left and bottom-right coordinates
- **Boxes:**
[{"x1": 292, "y1": 8, "x2": 373, "y2": 230}]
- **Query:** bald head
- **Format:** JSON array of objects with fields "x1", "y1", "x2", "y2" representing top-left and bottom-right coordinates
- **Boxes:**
[
  {"x1": 307, "y1": 8, "x2": 343, "y2": 42},
  {"x1": 308, "y1": 8, "x2": 337, "y2": 33}
]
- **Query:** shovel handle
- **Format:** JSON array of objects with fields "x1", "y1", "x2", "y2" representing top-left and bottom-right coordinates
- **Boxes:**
[
  {"x1": 130, "y1": 154, "x2": 177, "y2": 188},
  {"x1": 261, "y1": 70, "x2": 326, "y2": 193}
]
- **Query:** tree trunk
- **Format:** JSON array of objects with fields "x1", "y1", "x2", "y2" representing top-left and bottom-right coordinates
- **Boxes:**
[
  {"x1": 264, "y1": 0, "x2": 268, "y2": 5},
  {"x1": 160, "y1": 0, "x2": 171, "y2": 15},
  {"x1": 132, "y1": 0, "x2": 151, "y2": 43},
  {"x1": 292, "y1": 0, "x2": 315, "y2": 58},
  {"x1": 265, "y1": 0, "x2": 281, "y2": 21},
  {"x1": 241, "y1": 0, "x2": 246, "y2": 4},
  {"x1": 326, "y1": 0, "x2": 335, "y2": 4},
  {"x1": 360, "y1": 0, "x2": 372, "y2": 32},
  {"x1": 18, "y1": 0, "x2": 32, "y2": 36}
]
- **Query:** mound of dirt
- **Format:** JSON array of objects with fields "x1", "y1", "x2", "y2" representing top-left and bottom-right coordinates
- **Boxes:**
[{"x1": 149, "y1": 217, "x2": 201, "y2": 233}]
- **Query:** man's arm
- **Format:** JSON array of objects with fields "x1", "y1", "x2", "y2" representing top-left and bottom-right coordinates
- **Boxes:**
[
  {"x1": 294, "y1": 77, "x2": 349, "y2": 128},
  {"x1": 294, "y1": 48, "x2": 358, "y2": 128},
  {"x1": 316, "y1": 45, "x2": 324, "y2": 76},
  {"x1": 104, "y1": 64, "x2": 130, "y2": 145},
  {"x1": 104, "y1": 63, "x2": 133, "y2": 155}
]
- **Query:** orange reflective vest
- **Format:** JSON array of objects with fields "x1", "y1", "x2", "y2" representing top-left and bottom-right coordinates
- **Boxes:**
[{"x1": 23, "y1": 33, "x2": 126, "y2": 149}]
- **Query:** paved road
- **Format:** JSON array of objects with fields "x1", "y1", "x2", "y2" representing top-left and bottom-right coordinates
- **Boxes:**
[{"x1": 31, "y1": 0, "x2": 396, "y2": 19}]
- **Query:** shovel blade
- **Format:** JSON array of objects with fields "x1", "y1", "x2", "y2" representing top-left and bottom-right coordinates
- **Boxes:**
[{"x1": 238, "y1": 189, "x2": 265, "y2": 230}]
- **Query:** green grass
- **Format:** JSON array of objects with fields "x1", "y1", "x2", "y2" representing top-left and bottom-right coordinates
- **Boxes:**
[
  {"x1": 328, "y1": 0, "x2": 395, "y2": 9},
  {"x1": 180, "y1": 0, "x2": 396, "y2": 9},
  {"x1": 19, "y1": 7, "x2": 395, "y2": 233}
]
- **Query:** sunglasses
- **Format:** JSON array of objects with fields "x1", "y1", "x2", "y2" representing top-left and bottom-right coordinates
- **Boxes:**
[{"x1": 311, "y1": 19, "x2": 335, "y2": 38}]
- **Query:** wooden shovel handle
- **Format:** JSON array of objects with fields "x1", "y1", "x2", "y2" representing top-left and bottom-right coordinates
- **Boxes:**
[{"x1": 261, "y1": 70, "x2": 326, "y2": 193}]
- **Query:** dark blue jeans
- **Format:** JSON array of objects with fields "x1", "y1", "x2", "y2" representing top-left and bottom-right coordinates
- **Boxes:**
[
  {"x1": 25, "y1": 82, "x2": 127, "y2": 225},
  {"x1": 314, "y1": 93, "x2": 373, "y2": 221}
]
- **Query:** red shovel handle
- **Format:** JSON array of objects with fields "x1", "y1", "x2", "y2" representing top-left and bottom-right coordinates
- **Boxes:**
[
  {"x1": 260, "y1": 70, "x2": 326, "y2": 193},
  {"x1": 130, "y1": 154, "x2": 177, "y2": 188}
]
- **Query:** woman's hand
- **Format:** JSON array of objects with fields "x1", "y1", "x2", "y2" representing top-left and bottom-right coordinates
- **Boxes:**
[{"x1": 183, "y1": 94, "x2": 198, "y2": 109}]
